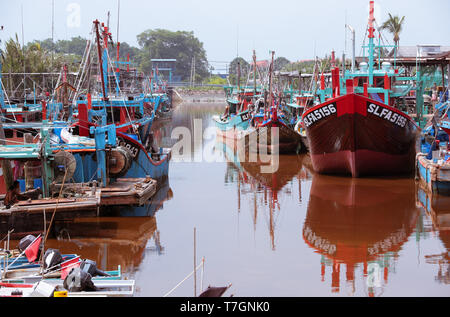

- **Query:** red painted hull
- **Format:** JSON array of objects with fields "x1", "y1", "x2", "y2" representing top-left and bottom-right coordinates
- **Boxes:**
[{"x1": 302, "y1": 93, "x2": 418, "y2": 177}]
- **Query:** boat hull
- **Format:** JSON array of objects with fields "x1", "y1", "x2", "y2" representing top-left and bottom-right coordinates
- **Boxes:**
[
  {"x1": 213, "y1": 110, "x2": 251, "y2": 139},
  {"x1": 303, "y1": 93, "x2": 418, "y2": 177},
  {"x1": 246, "y1": 119, "x2": 305, "y2": 154},
  {"x1": 417, "y1": 154, "x2": 450, "y2": 196}
]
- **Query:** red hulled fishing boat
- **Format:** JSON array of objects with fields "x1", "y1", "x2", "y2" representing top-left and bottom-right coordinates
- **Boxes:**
[{"x1": 302, "y1": 1, "x2": 419, "y2": 177}]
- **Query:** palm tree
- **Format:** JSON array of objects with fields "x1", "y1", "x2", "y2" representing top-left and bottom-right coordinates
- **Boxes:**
[{"x1": 380, "y1": 13, "x2": 405, "y2": 48}]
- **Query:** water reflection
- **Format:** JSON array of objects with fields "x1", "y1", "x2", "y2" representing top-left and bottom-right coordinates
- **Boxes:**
[
  {"x1": 416, "y1": 186, "x2": 450, "y2": 285},
  {"x1": 49, "y1": 216, "x2": 160, "y2": 273},
  {"x1": 303, "y1": 174, "x2": 420, "y2": 296},
  {"x1": 216, "y1": 136, "x2": 311, "y2": 250},
  {"x1": 109, "y1": 179, "x2": 173, "y2": 217},
  {"x1": 16, "y1": 171, "x2": 174, "y2": 279}
]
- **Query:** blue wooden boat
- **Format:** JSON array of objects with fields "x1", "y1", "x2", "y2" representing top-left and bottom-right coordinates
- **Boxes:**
[
  {"x1": 1, "y1": 265, "x2": 123, "y2": 285},
  {"x1": 47, "y1": 19, "x2": 171, "y2": 185},
  {"x1": 1, "y1": 254, "x2": 78, "y2": 271},
  {"x1": 417, "y1": 98, "x2": 450, "y2": 195},
  {"x1": 417, "y1": 154, "x2": 450, "y2": 195},
  {"x1": 213, "y1": 86, "x2": 256, "y2": 139}
]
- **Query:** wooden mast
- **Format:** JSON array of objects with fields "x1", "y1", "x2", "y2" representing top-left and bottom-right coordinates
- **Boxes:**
[
  {"x1": 253, "y1": 50, "x2": 257, "y2": 98},
  {"x1": 94, "y1": 20, "x2": 108, "y2": 101},
  {"x1": 268, "y1": 51, "x2": 275, "y2": 110}
]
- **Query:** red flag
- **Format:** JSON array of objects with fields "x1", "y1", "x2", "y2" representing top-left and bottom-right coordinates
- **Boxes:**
[
  {"x1": 24, "y1": 236, "x2": 42, "y2": 263},
  {"x1": 61, "y1": 257, "x2": 81, "y2": 280}
]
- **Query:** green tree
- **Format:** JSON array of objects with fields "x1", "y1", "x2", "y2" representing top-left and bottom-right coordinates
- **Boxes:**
[
  {"x1": 205, "y1": 75, "x2": 227, "y2": 85},
  {"x1": 136, "y1": 29, "x2": 208, "y2": 81},
  {"x1": 34, "y1": 36, "x2": 87, "y2": 56},
  {"x1": 116, "y1": 41, "x2": 140, "y2": 61},
  {"x1": 380, "y1": 13, "x2": 405, "y2": 47},
  {"x1": 274, "y1": 57, "x2": 290, "y2": 71},
  {"x1": 1, "y1": 34, "x2": 81, "y2": 97},
  {"x1": 228, "y1": 57, "x2": 250, "y2": 85},
  {"x1": 282, "y1": 60, "x2": 315, "y2": 73}
]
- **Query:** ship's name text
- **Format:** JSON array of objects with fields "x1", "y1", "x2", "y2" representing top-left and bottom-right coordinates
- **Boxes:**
[
  {"x1": 367, "y1": 103, "x2": 407, "y2": 128},
  {"x1": 303, "y1": 104, "x2": 337, "y2": 127}
]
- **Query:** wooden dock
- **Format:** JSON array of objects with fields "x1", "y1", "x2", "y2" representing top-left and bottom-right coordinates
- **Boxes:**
[
  {"x1": 100, "y1": 177, "x2": 157, "y2": 206},
  {"x1": 0, "y1": 177, "x2": 157, "y2": 233},
  {"x1": 0, "y1": 196, "x2": 100, "y2": 233},
  {"x1": 51, "y1": 177, "x2": 158, "y2": 207}
]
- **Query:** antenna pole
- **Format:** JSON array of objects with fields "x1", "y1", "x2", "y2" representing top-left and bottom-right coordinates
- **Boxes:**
[
  {"x1": 117, "y1": 0, "x2": 120, "y2": 43},
  {"x1": 21, "y1": 5, "x2": 26, "y2": 103},
  {"x1": 51, "y1": 0, "x2": 54, "y2": 90}
]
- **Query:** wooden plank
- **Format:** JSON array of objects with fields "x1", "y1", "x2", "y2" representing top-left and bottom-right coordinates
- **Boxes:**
[
  {"x1": 16, "y1": 198, "x2": 76, "y2": 206},
  {"x1": 101, "y1": 185, "x2": 133, "y2": 192}
]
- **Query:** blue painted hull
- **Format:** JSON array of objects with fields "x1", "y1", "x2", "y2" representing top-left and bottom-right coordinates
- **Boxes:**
[
  {"x1": 71, "y1": 138, "x2": 170, "y2": 186},
  {"x1": 417, "y1": 155, "x2": 450, "y2": 196},
  {"x1": 0, "y1": 254, "x2": 78, "y2": 270},
  {"x1": 213, "y1": 110, "x2": 250, "y2": 134}
]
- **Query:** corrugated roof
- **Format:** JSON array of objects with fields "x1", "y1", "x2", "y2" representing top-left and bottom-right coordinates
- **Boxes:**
[{"x1": 389, "y1": 45, "x2": 450, "y2": 58}]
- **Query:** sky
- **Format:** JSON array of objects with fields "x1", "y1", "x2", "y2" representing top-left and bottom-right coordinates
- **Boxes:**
[{"x1": 0, "y1": 0, "x2": 449, "y2": 71}]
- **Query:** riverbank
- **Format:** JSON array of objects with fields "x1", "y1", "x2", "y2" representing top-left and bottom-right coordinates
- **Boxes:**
[{"x1": 173, "y1": 87, "x2": 225, "y2": 103}]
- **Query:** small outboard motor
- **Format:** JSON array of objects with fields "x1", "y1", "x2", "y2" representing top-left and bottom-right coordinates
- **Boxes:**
[
  {"x1": 18, "y1": 235, "x2": 43, "y2": 260},
  {"x1": 18, "y1": 235, "x2": 36, "y2": 252},
  {"x1": 43, "y1": 249, "x2": 63, "y2": 271},
  {"x1": 80, "y1": 259, "x2": 110, "y2": 277},
  {"x1": 63, "y1": 267, "x2": 97, "y2": 292}
]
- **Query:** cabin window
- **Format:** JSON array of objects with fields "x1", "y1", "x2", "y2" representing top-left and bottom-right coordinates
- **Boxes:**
[
  {"x1": 375, "y1": 77, "x2": 384, "y2": 88},
  {"x1": 5, "y1": 130, "x2": 13, "y2": 138},
  {"x1": 107, "y1": 108, "x2": 121, "y2": 124},
  {"x1": 230, "y1": 103, "x2": 237, "y2": 114}
]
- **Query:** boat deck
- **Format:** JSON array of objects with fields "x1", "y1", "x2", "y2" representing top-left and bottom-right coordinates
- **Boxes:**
[{"x1": 51, "y1": 177, "x2": 158, "y2": 207}]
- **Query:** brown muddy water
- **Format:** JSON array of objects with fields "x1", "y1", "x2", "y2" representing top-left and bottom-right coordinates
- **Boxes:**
[{"x1": 12, "y1": 102, "x2": 450, "y2": 296}]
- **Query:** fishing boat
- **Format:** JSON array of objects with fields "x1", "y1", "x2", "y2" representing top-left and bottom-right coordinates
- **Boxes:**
[
  {"x1": 213, "y1": 86, "x2": 253, "y2": 140},
  {"x1": 0, "y1": 236, "x2": 134, "y2": 297},
  {"x1": 48, "y1": 19, "x2": 171, "y2": 184},
  {"x1": 247, "y1": 107, "x2": 304, "y2": 154},
  {"x1": 244, "y1": 52, "x2": 305, "y2": 154},
  {"x1": 302, "y1": 1, "x2": 419, "y2": 177},
  {"x1": 213, "y1": 52, "x2": 261, "y2": 140},
  {"x1": 416, "y1": 101, "x2": 450, "y2": 195}
]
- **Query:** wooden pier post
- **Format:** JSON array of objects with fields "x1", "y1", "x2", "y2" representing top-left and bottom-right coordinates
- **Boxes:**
[
  {"x1": 0, "y1": 122, "x2": 13, "y2": 191},
  {"x1": 24, "y1": 133, "x2": 34, "y2": 190}
]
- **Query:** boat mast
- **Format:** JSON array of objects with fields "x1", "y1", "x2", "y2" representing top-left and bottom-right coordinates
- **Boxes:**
[
  {"x1": 368, "y1": 0, "x2": 375, "y2": 86},
  {"x1": 253, "y1": 50, "x2": 257, "y2": 98},
  {"x1": 268, "y1": 51, "x2": 275, "y2": 109},
  {"x1": 346, "y1": 24, "x2": 355, "y2": 72},
  {"x1": 237, "y1": 60, "x2": 241, "y2": 95},
  {"x1": 94, "y1": 20, "x2": 108, "y2": 101}
]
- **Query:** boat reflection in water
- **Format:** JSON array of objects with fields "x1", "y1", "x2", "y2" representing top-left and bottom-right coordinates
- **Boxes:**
[
  {"x1": 416, "y1": 186, "x2": 450, "y2": 285},
  {"x1": 303, "y1": 174, "x2": 420, "y2": 296},
  {"x1": 43, "y1": 180, "x2": 173, "y2": 275},
  {"x1": 217, "y1": 136, "x2": 311, "y2": 250}
]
